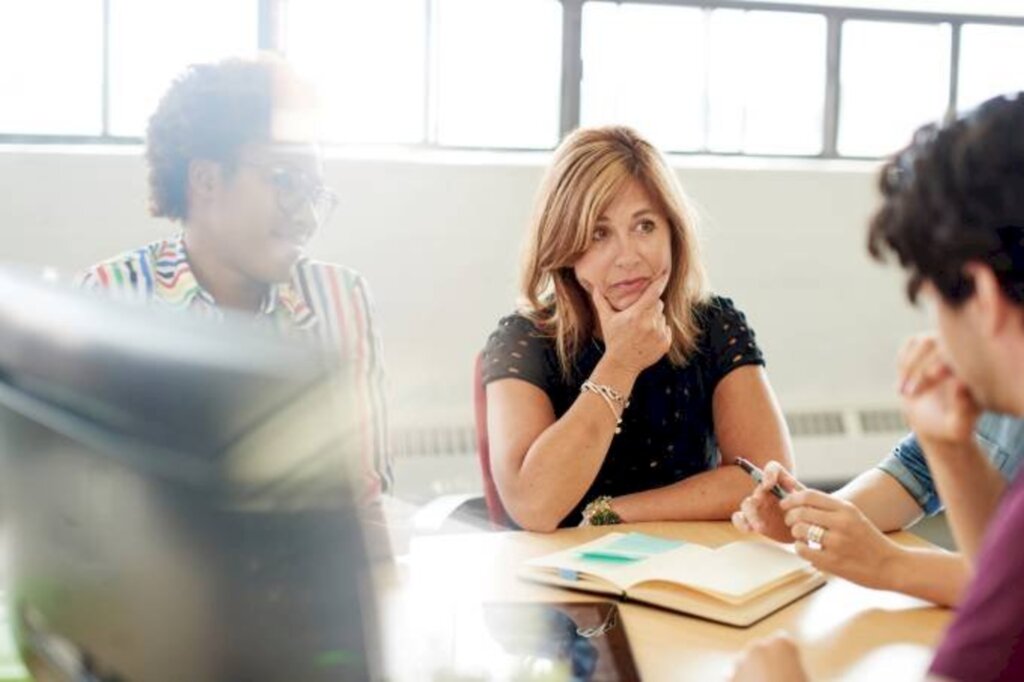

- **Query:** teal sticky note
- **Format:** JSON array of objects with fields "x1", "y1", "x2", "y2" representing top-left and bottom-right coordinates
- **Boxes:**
[
  {"x1": 602, "y1": 533, "x2": 684, "y2": 556},
  {"x1": 575, "y1": 533, "x2": 684, "y2": 564},
  {"x1": 576, "y1": 550, "x2": 644, "y2": 563}
]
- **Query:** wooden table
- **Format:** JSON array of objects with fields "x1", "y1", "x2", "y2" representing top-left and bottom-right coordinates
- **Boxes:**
[{"x1": 376, "y1": 521, "x2": 951, "y2": 681}]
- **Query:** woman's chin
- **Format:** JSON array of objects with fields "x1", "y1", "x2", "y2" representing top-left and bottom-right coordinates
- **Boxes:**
[{"x1": 609, "y1": 293, "x2": 641, "y2": 311}]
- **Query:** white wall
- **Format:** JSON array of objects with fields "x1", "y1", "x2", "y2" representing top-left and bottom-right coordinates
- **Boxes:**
[{"x1": 0, "y1": 147, "x2": 928, "y2": 485}]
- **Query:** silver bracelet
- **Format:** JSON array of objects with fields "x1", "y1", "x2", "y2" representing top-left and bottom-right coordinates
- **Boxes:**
[
  {"x1": 581, "y1": 380, "x2": 630, "y2": 434},
  {"x1": 581, "y1": 380, "x2": 630, "y2": 408}
]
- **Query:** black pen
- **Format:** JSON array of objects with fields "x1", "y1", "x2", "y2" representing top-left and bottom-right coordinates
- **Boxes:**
[{"x1": 735, "y1": 458, "x2": 788, "y2": 500}]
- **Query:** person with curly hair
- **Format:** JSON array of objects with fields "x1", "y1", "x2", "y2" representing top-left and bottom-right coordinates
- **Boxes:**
[
  {"x1": 80, "y1": 57, "x2": 393, "y2": 499},
  {"x1": 732, "y1": 92, "x2": 1024, "y2": 682}
]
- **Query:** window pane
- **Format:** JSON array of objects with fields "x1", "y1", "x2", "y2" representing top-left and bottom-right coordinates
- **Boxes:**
[
  {"x1": 108, "y1": 0, "x2": 257, "y2": 137},
  {"x1": 707, "y1": 10, "x2": 826, "y2": 155},
  {"x1": 838, "y1": 20, "x2": 951, "y2": 157},
  {"x1": 287, "y1": 0, "x2": 426, "y2": 145},
  {"x1": 719, "y1": 0, "x2": 1024, "y2": 14},
  {"x1": 958, "y1": 24, "x2": 1024, "y2": 111},
  {"x1": 0, "y1": 0, "x2": 103, "y2": 135},
  {"x1": 581, "y1": 3, "x2": 705, "y2": 152},
  {"x1": 436, "y1": 0, "x2": 561, "y2": 148}
]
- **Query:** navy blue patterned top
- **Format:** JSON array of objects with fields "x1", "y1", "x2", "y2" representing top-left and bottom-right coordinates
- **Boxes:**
[{"x1": 482, "y1": 295, "x2": 765, "y2": 527}]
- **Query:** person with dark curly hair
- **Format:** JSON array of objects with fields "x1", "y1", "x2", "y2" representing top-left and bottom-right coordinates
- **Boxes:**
[
  {"x1": 732, "y1": 92, "x2": 1024, "y2": 682},
  {"x1": 79, "y1": 57, "x2": 393, "y2": 499}
]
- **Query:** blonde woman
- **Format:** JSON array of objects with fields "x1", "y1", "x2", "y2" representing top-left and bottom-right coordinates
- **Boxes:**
[{"x1": 482, "y1": 126, "x2": 794, "y2": 532}]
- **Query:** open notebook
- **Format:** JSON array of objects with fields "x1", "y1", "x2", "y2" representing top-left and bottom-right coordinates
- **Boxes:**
[{"x1": 520, "y1": 532, "x2": 826, "y2": 627}]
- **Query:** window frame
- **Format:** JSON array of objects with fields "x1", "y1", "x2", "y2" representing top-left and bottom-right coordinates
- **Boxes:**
[{"x1": 1, "y1": 0, "x2": 1023, "y2": 159}]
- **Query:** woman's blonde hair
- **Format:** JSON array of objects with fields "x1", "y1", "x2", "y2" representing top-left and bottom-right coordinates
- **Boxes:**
[{"x1": 519, "y1": 126, "x2": 710, "y2": 377}]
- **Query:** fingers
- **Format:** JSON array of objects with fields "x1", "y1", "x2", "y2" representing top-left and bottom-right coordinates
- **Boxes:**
[
  {"x1": 896, "y1": 332, "x2": 933, "y2": 371},
  {"x1": 653, "y1": 299, "x2": 666, "y2": 328},
  {"x1": 780, "y1": 489, "x2": 842, "y2": 513},
  {"x1": 732, "y1": 631, "x2": 802, "y2": 682},
  {"x1": 760, "y1": 632, "x2": 797, "y2": 649},
  {"x1": 736, "y1": 489, "x2": 795, "y2": 543},
  {"x1": 741, "y1": 631, "x2": 796, "y2": 656},
  {"x1": 739, "y1": 494, "x2": 764, "y2": 533},
  {"x1": 896, "y1": 334, "x2": 925, "y2": 388},
  {"x1": 732, "y1": 510, "x2": 753, "y2": 533},
  {"x1": 762, "y1": 461, "x2": 805, "y2": 495},
  {"x1": 911, "y1": 362, "x2": 953, "y2": 397},
  {"x1": 790, "y1": 522, "x2": 826, "y2": 545},
  {"x1": 901, "y1": 331, "x2": 925, "y2": 368},
  {"x1": 897, "y1": 332, "x2": 946, "y2": 394},
  {"x1": 633, "y1": 270, "x2": 670, "y2": 312},
  {"x1": 782, "y1": 504, "x2": 839, "y2": 530},
  {"x1": 737, "y1": 491, "x2": 770, "y2": 532},
  {"x1": 793, "y1": 540, "x2": 838, "y2": 576},
  {"x1": 581, "y1": 278, "x2": 615, "y2": 322},
  {"x1": 901, "y1": 342, "x2": 950, "y2": 395},
  {"x1": 794, "y1": 541, "x2": 824, "y2": 565}
]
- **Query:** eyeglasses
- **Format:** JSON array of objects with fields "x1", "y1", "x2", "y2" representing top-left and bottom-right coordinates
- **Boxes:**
[{"x1": 241, "y1": 161, "x2": 340, "y2": 224}]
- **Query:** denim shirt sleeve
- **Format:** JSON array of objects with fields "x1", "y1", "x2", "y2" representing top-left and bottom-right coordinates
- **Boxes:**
[
  {"x1": 877, "y1": 413, "x2": 1024, "y2": 517},
  {"x1": 877, "y1": 433, "x2": 941, "y2": 516},
  {"x1": 975, "y1": 412, "x2": 1024, "y2": 482}
]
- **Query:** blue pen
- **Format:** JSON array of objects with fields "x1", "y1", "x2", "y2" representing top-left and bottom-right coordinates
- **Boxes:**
[{"x1": 735, "y1": 458, "x2": 788, "y2": 500}]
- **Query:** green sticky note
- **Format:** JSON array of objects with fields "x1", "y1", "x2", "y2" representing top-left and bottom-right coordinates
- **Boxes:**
[
  {"x1": 602, "y1": 533, "x2": 684, "y2": 556},
  {"x1": 577, "y1": 550, "x2": 644, "y2": 563},
  {"x1": 576, "y1": 533, "x2": 684, "y2": 564}
]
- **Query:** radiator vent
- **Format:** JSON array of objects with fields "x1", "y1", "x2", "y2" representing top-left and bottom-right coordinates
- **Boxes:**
[
  {"x1": 784, "y1": 411, "x2": 845, "y2": 438},
  {"x1": 391, "y1": 425, "x2": 477, "y2": 457},
  {"x1": 858, "y1": 408, "x2": 907, "y2": 434}
]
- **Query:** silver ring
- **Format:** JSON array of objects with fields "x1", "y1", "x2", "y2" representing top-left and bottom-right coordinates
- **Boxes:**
[{"x1": 807, "y1": 524, "x2": 826, "y2": 550}]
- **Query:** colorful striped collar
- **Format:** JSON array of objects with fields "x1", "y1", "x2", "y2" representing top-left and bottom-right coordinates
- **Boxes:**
[{"x1": 152, "y1": 232, "x2": 316, "y2": 327}]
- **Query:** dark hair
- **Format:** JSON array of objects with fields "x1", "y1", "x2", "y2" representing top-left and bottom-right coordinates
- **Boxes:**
[
  {"x1": 867, "y1": 92, "x2": 1024, "y2": 307},
  {"x1": 145, "y1": 58, "x2": 276, "y2": 222}
]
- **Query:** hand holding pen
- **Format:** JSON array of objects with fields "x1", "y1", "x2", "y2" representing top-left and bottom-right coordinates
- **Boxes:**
[
  {"x1": 732, "y1": 459, "x2": 806, "y2": 543},
  {"x1": 735, "y1": 458, "x2": 791, "y2": 500}
]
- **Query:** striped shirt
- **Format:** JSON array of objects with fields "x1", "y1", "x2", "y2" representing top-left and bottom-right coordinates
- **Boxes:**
[{"x1": 80, "y1": 232, "x2": 393, "y2": 497}]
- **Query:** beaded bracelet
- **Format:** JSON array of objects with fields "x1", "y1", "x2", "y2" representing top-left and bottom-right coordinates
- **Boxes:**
[{"x1": 581, "y1": 495, "x2": 622, "y2": 526}]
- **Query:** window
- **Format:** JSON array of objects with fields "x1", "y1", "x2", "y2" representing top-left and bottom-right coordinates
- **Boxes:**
[
  {"x1": 0, "y1": 0, "x2": 103, "y2": 135},
  {"x1": 434, "y1": 0, "x2": 562, "y2": 148},
  {"x1": 581, "y1": 5, "x2": 825, "y2": 155},
  {"x1": 286, "y1": 0, "x2": 426, "y2": 145},
  {"x1": 838, "y1": 20, "x2": 951, "y2": 157},
  {"x1": 4, "y1": 1, "x2": 1024, "y2": 159},
  {"x1": 706, "y1": 10, "x2": 826, "y2": 154},
  {"x1": 107, "y1": 0, "x2": 257, "y2": 137},
  {"x1": 581, "y1": 3, "x2": 706, "y2": 152},
  {"x1": 958, "y1": 24, "x2": 1024, "y2": 112}
]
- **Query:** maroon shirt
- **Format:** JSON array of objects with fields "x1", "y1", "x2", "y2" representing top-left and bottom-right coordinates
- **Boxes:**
[{"x1": 930, "y1": 471, "x2": 1024, "y2": 681}]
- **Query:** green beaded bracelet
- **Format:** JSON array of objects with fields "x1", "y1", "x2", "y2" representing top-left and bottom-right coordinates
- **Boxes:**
[{"x1": 582, "y1": 495, "x2": 622, "y2": 526}]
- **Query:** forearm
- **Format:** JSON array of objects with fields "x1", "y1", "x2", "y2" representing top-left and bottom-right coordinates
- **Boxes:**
[
  {"x1": 836, "y1": 469, "x2": 924, "y2": 532},
  {"x1": 611, "y1": 465, "x2": 756, "y2": 523},
  {"x1": 920, "y1": 437, "x2": 1006, "y2": 563},
  {"x1": 507, "y1": 358, "x2": 637, "y2": 530},
  {"x1": 885, "y1": 546, "x2": 970, "y2": 607}
]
